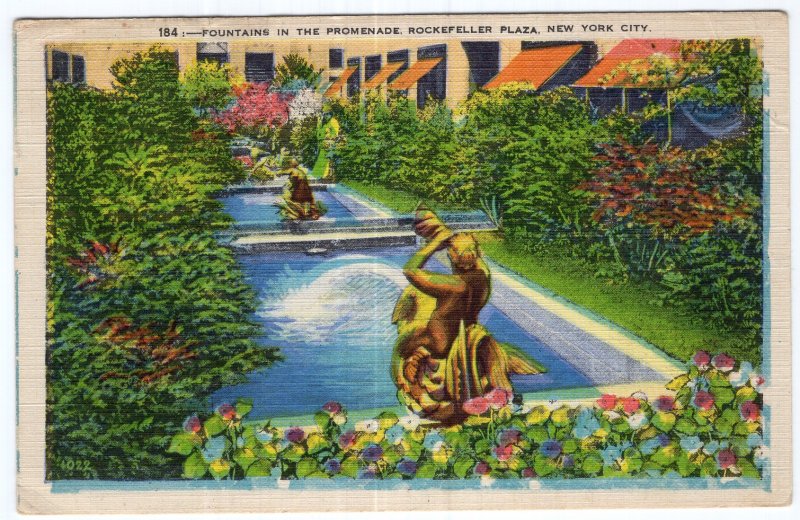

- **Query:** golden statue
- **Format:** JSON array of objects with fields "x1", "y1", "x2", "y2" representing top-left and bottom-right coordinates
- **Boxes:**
[
  {"x1": 391, "y1": 207, "x2": 545, "y2": 425},
  {"x1": 276, "y1": 159, "x2": 324, "y2": 220}
]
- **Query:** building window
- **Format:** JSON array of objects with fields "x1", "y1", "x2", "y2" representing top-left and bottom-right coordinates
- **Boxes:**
[
  {"x1": 461, "y1": 42, "x2": 500, "y2": 91},
  {"x1": 346, "y1": 57, "x2": 361, "y2": 98},
  {"x1": 197, "y1": 42, "x2": 229, "y2": 64},
  {"x1": 365, "y1": 55, "x2": 382, "y2": 81},
  {"x1": 51, "y1": 50, "x2": 70, "y2": 83},
  {"x1": 387, "y1": 49, "x2": 409, "y2": 84},
  {"x1": 416, "y1": 44, "x2": 446, "y2": 108},
  {"x1": 71, "y1": 55, "x2": 86, "y2": 84},
  {"x1": 245, "y1": 52, "x2": 275, "y2": 83},
  {"x1": 329, "y1": 48, "x2": 344, "y2": 69}
]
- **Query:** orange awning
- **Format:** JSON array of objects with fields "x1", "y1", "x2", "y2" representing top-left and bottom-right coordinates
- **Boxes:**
[
  {"x1": 484, "y1": 44, "x2": 582, "y2": 90},
  {"x1": 573, "y1": 39, "x2": 683, "y2": 88},
  {"x1": 324, "y1": 66, "x2": 357, "y2": 97},
  {"x1": 363, "y1": 61, "x2": 405, "y2": 89},
  {"x1": 387, "y1": 58, "x2": 442, "y2": 90}
]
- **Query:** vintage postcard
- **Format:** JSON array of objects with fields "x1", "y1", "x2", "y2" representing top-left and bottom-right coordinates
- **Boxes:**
[{"x1": 14, "y1": 11, "x2": 790, "y2": 513}]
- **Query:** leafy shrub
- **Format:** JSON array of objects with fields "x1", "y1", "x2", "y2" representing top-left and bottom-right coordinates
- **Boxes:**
[
  {"x1": 274, "y1": 53, "x2": 324, "y2": 91},
  {"x1": 171, "y1": 352, "x2": 765, "y2": 481},
  {"x1": 47, "y1": 46, "x2": 277, "y2": 480},
  {"x1": 180, "y1": 60, "x2": 243, "y2": 115}
]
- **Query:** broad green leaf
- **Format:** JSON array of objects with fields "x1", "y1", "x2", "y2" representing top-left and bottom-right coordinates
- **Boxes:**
[
  {"x1": 453, "y1": 457, "x2": 474, "y2": 478},
  {"x1": 168, "y1": 432, "x2": 199, "y2": 456},
  {"x1": 674, "y1": 418, "x2": 698, "y2": 435},
  {"x1": 665, "y1": 374, "x2": 690, "y2": 391},
  {"x1": 235, "y1": 398, "x2": 253, "y2": 417},
  {"x1": 340, "y1": 456, "x2": 360, "y2": 478},
  {"x1": 739, "y1": 459, "x2": 761, "y2": 479},
  {"x1": 233, "y1": 448, "x2": 257, "y2": 469},
  {"x1": 550, "y1": 406, "x2": 571, "y2": 427},
  {"x1": 377, "y1": 411, "x2": 399, "y2": 429},
  {"x1": 652, "y1": 412, "x2": 676, "y2": 432},
  {"x1": 675, "y1": 452, "x2": 698, "y2": 477},
  {"x1": 183, "y1": 451, "x2": 208, "y2": 479},
  {"x1": 562, "y1": 439, "x2": 578, "y2": 454},
  {"x1": 204, "y1": 415, "x2": 226, "y2": 437},
  {"x1": 306, "y1": 433, "x2": 329, "y2": 454},
  {"x1": 296, "y1": 457, "x2": 319, "y2": 478},
  {"x1": 710, "y1": 386, "x2": 735, "y2": 406},
  {"x1": 245, "y1": 460, "x2": 273, "y2": 477},
  {"x1": 534, "y1": 454, "x2": 557, "y2": 477},
  {"x1": 314, "y1": 411, "x2": 330, "y2": 431},
  {"x1": 416, "y1": 463, "x2": 437, "y2": 478},
  {"x1": 735, "y1": 386, "x2": 758, "y2": 405},
  {"x1": 526, "y1": 405, "x2": 550, "y2": 425},
  {"x1": 581, "y1": 453, "x2": 603, "y2": 475},
  {"x1": 209, "y1": 459, "x2": 231, "y2": 480},
  {"x1": 526, "y1": 425, "x2": 549, "y2": 443}
]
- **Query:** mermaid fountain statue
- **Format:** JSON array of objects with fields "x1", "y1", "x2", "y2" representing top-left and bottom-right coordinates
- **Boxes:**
[{"x1": 392, "y1": 207, "x2": 545, "y2": 425}]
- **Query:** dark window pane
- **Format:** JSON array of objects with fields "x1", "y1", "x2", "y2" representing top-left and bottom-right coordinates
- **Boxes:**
[
  {"x1": 71, "y1": 55, "x2": 86, "y2": 84},
  {"x1": 365, "y1": 55, "x2": 382, "y2": 81},
  {"x1": 462, "y1": 42, "x2": 499, "y2": 89},
  {"x1": 387, "y1": 49, "x2": 409, "y2": 84},
  {"x1": 417, "y1": 45, "x2": 446, "y2": 108},
  {"x1": 245, "y1": 52, "x2": 275, "y2": 82},
  {"x1": 346, "y1": 57, "x2": 361, "y2": 97},
  {"x1": 329, "y1": 48, "x2": 344, "y2": 69},
  {"x1": 197, "y1": 42, "x2": 229, "y2": 64},
  {"x1": 52, "y1": 50, "x2": 70, "y2": 82}
]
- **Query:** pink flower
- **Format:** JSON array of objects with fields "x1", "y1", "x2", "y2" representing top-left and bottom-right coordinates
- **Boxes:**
[
  {"x1": 654, "y1": 396, "x2": 675, "y2": 412},
  {"x1": 463, "y1": 396, "x2": 490, "y2": 416},
  {"x1": 217, "y1": 403, "x2": 236, "y2": 421},
  {"x1": 597, "y1": 394, "x2": 617, "y2": 411},
  {"x1": 717, "y1": 449, "x2": 737, "y2": 470},
  {"x1": 485, "y1": 388, "x2": 511, "y2": 409},
  {"x1": 521, "y1": 467, "x2": 536, "y2": 478},
  {"x1": 712, "y1": 353, "x2": 735, "y2": 372},
  {"x1": 740, "y1": 401, "x2": 760, "y2": 422},
  {"x1": 694, "y1": 391, "x2": 715, "y2": 411},
  {"x1": 338, "y1": 430, "x2": 357, "y2": 450},
  {"x1": 285, "y1": 427, "x2": 306, "y2": 444},
  {"x1": 493, "y1": 444, "x2": 514, "y2": 461},
  {"x1": 620, "y1": 396, "x2": 640, "y2": 414},
  {"x1": 235, "y1": 155, "x2": 253, "y2": 168},
  {"x1": 322, "y1": 401, "x2": 342, "y2": 415},
  {"x1": 474, "y1": 461, "x2": 491, "y2": 475},
  {"x1": 693, "y1": 351, "x2": 711, "y2": 368},
  {"x1": 183, "y1": 415, "x2": 202, "y2": 433}
]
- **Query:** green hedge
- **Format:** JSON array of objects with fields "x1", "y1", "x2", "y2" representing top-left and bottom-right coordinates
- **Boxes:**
[{"x1": 46, "y1": 46, "x2": 278, "y2": 480}]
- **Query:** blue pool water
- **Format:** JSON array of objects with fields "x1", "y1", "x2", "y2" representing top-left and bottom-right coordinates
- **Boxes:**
[
  {"x1": 220, "y1": 190, "x2": 355, "y2": 223},
  {"x1": 211, "y1": 247, "x2": 591, "y2": 419}
]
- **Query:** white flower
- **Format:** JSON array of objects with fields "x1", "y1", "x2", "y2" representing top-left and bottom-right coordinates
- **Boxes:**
[
  {"x1": 627, "y1": 412, "x2": 648, "y2": 429},
  {"x1": 332, "y1": 413, "x2": 347, "y2": 426},
  {"x1": 631, "y1": 391, "x2": 648, "y2": 403},
  {"x1": 288, "y1": 89, "x2": 323, "y2": 121},
  {"x1": 355, "y1": 419, "x2": 379, "y2": 433},
  {"x1": 480, "y1": 475, "x2": 495, "y2": 488},
  {"x1": 398, "y1": 413, "x2": 421, "y2": 431},
  {"x1": 604, "y1": 410, "x2": 622, "y2": 421}
]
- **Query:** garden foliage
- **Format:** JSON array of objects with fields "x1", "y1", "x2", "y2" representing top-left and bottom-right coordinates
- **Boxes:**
[
  {"x1": 328, "y1": 43, "x2": 764, "y2": 356},
  {"x1": 171, "y1": 353, "x2": 765, "y2": 481},
  {"x1": 47, "y1": 46, "x2": 278, "y2": 480}
]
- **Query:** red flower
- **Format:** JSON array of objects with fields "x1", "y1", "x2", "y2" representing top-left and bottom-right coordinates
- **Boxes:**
[
  {"x1": 654, "y1": 395, "x2": 675, "y2": 412},
  {"x1": 597, "y1": 394, "x2": 617, "y2": 411},
  {"x1": 217, "y1": 403, "x2": 236, "y2": 421},
  {"x1": 463, "y1": 397, "x2": 490, "y2": 416},
  {"x1": 485, "y1": 388, "x2": 511, "y2": 409},
  {"x1": 693, "y1": 351, "x2": 711, "y2": 368},
  {"x1": 716, "y1": 449, "x2": 737, "y2": 470},
  {"x1": 620, "y1": 396, "x2": 640, "y2": 414},
  {"x1": 493, "y1": 443, "x2": 514, "y2": 461},
  {"x1": 183, "y1": 415, "x2": 202, "y2": 433},
  {"x1": 694, "y1": 391, "x2": 715, "y2": 411},
  {"x1": 740, "y1": 401, "x2": 760, "y2": 422},
  {"x1": 474, "y1": 462, "x2": 491, "y2": 476},
  {"x1": 285, "y1": 427, "x2": 306, "y2": 444},
  {"x1": 214, "y1": 83, "x2": 290, "y2": 134},
  {"x1": 712, "y1": 353, "x2": 735, "y2": 372},
  {"x1": 338, "y1": 430, "x2": 357, "y2": 450},
  {"x1": 322, "y1": 401, "x2": 342, "y2": 415}
]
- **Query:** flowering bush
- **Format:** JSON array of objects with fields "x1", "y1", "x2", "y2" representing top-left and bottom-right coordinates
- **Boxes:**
[
  {"x1": 170, "y1": 353, "x2": 765, "y2": 480},
  {"x1": 214, "y1": 83, "x2": 291, "y2": 137}
]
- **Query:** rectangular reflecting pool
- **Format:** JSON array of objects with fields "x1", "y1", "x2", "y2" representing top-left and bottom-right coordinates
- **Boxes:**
[{"x1": 211, "y1": 247, "x2": 593, "y2": 419}]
